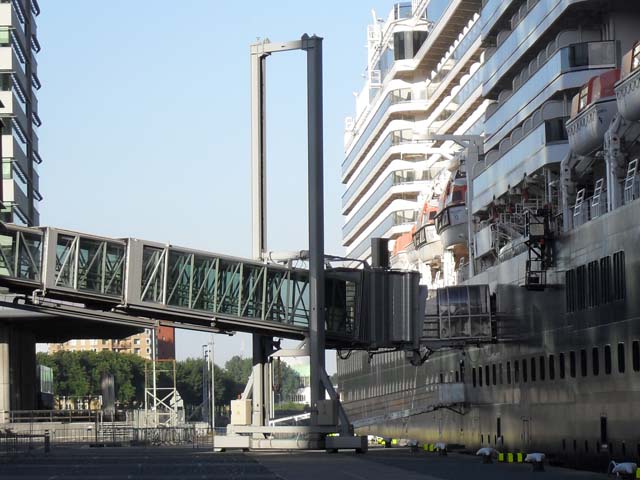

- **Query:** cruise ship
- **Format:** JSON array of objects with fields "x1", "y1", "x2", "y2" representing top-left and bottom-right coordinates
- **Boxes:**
[{"x1": 338, "y1": 0, "x2": 640, "y2": 468}]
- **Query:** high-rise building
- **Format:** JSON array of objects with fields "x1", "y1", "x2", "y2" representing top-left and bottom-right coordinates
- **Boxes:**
[
  {"x1": 0, "y1": 0, "x2": 42, "y2": 226},
  {"x1": 48, "y1": 330, "x2": 155, "y2": 360},
  {"x1": 48, "y1": 326, "x2": 176, "y2": 361}
]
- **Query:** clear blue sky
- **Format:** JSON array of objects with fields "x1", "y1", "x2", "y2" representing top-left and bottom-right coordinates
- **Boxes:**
[{"x1": 37, "y1": 0, "x2": 395, "y2": 370}]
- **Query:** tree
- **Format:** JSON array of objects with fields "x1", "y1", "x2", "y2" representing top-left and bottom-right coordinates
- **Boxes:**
[{"x1": 224, "y1": 356, "x2": 252, "y2": 385}]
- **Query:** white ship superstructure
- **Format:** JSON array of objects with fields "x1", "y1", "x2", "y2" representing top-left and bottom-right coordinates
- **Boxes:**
[
  {"x1": 339, "y1": 0, "x2": 640, "y2": 469},
  {"x1": 341, "y1": 0, "x2": 488, "y2": 288}
]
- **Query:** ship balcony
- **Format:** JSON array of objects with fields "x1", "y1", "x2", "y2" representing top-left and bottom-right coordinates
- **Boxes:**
[
  {"x1": 566, "y1": 69, "x2": 620, "y2": 157},
  {"x1": 342, "y1": 134, "x2": 432, "y2": 213},
  {"x1": 482, "y1": 0, "x2": 598, "y2": 99},
  {"x1": 485, "y1": 40, "x2": 616, "y2": 150},
  {"x1": 474, "y1": 101, "x2": 569, "y2": 213},
  {"x1": 345, "y1": 207, "x2": 417, "y2": 260},
  {"x1": 615, "y1": 45, "x2": 640, "y2": 121},
  {"x1": 342, "y1": 180, "x2": 429, "y2": 245},
  {"x1": 405, "y1": 0, "x2": 482, "y2": 85},
  {"x1": 343, "y1": 86, "x2": 428, "y2": 179},
  {"x1": 435, "y1": 204, "x2": 468, "y2": 250},
  {"x1": 414, "y1": 223, "x2": 442, "y2": 264}
]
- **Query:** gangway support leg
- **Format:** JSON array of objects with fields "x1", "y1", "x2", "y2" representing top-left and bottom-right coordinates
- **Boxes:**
[
  {"x1": 0, "y1": 325, "x2": 9, "y2": 423},
  {"x1": 251, "y1": 335, "x2": 273, "y2": 433}
]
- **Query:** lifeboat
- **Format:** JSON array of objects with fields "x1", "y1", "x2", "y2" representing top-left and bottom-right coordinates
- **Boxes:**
[
  {"x1": 412, "y1": 200, "x2": 442, "y2": 264},
  {"x1": 615, "y1": 42, "x2": 640, "y2": 121},
  {"x1": 566, "y1": 69, "x2": 620, "y2": 156},
  {"x1": 390, "y1": 228, "x2": 418, "y2": 268},
  {"x1": 434, "y1": 170, "x2": 468, "y2": 250}
]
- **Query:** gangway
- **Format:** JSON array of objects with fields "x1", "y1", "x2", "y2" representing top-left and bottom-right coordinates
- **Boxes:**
[{"x1": 0, "y1": 33, "x2": 501, "y2": 451}]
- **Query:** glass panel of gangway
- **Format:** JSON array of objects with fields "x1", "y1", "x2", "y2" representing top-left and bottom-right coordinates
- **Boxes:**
[
  {"x1": 0, "y1": 225, "x2": 43, "y2": 283},
  {"x1": 45, "y1": 228, "x2": 126, "y2": 299},
  {"x1": 138, "y1": 243, "x2": 356, "y2": 336}
]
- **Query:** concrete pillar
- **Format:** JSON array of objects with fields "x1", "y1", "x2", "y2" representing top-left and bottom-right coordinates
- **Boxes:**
[
  {"x1": 9, "y1": 327, "x2": 36, "y2": 411},
  {"x1": 0, "y1": 325, "x2": 9, "y2": 423}
]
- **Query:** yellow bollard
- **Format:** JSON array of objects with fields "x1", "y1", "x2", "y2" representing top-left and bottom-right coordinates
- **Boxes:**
[
  {"x1": 636, "y1": 467, "x2": 640, "y2": 479},
  {"x1": 429, "y1": 444, "x2": 435, "y2": 452},
  {"x1": 507, "y1": 452, "x2": 514, "y2": 463},
  {"x1": 423, "y1": 443, "x2": 429, "y2": 451},
  {"x1": 391, "y1": 439, "x2": 398, "y2": 446},
  {"x1": 498, "y1": 453, "x2": 504, "y2": 462},
  {"x1": 517, "y1": 452, "x2": 524, "y2": 463}
]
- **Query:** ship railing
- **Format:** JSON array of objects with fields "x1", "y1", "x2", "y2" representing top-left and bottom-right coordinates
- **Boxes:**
[{"x1": 623, "y1": 176, "x2": 640, "y2": 205}]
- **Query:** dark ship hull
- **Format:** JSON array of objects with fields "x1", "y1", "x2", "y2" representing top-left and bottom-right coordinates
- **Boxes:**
[{"x1": 340, "y1": 199, "x2": 640, "y2": 469}]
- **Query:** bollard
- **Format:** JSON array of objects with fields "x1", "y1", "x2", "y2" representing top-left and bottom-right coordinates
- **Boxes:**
[
  {"x1": 423, "y1": 443, "x2": 430, "y2": 451},
  {"x1": 507, "y1": 452, "x2": 514, "y2": 463},
  {"x1": 517, "y1": 452, "x2": 524, "y2": 462},
  {"x1": 636, "y1": 467, "x2": 640, "y2": 479},
  {"x1": 498, "y1": 453, "x2": 504, "y2": 462},
  {"x1": 44, "y1": 431, "x2": 50, "y2": 453}
]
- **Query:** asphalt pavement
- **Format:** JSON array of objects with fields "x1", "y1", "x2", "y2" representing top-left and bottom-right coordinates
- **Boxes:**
[{"x1": 0, "y1": 445, "x2": 613, "y2": 479}]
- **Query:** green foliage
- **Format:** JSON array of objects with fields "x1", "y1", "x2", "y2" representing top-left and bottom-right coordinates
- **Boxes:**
[
  {"x1": 224, "y1": 356, "x2": 252, "y2": 385},
  {"x1": 36, "y1": 351, "x2": 304, "y2": 410}
]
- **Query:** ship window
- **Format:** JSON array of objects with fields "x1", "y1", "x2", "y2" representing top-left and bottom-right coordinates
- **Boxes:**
[
  {"x1": 479, "y1": 366, "x2": 483, "y2": 386},
  {"x1": 570, "y1": 43, "x2": 590, "y2": 69},
  {"x1": 587, "y1": 261, "x2": 599, "y2": 308},
  {"x1": 472, "y1": 368, "x2": 477, "y2": 387},
  {"x1": 530, "y1": 358, "x2": 536, "y2": 382},
  {"x1": 492, "y1": 364, "x2": 497, "y2": 385},
  {"x1": 539, "y1": 356, "x2": 546, "y2": 381},
  {"x1": 565, "y1": 270, "x2": 576, "y2": 313},
  {"x1": 600, "y1": 257, "x2": 611, "y2": 303},
  {"x1": 592, "y1": 347, "x2": 600, "y2": 376},
  {"x1": 613, "y1": 251, "x2": 625, "y2": 301},
  {"x1": 514, "y1": 360, "x2": 520, "y2": 383},
  {"x1": 570, "y1": 351, "x2": 576, "y2": 378},
  {"x1": 633, "y1": 43, "x2": 640, "y2": 71},
  {"x1": 580, "y1": 349, "x2": 587, "y2": 377},
  {"x1": 576, "y1": 266, "x2": 587, "y2": 310},
  {"x1": 578, "y1": 84, "x2": 589, "y2": 112},
  {"x1": 507, "y1": 361, "x2": 512, "y2": 384},
  {"x1": 605, "y1": 345, "x2": 612, "y2": 374},
  {"x1": 633, "y1": 341, "x2": 640, "y2": 372},
  {"x1": 549, "y1": 355, "x2": 555, "y2": 380},
  {"x1": 499, "y1": 363, "x2": 503, "y2": 385},
  {"x1": 559, "y1": 353, "x2": 566, "y2": 379},
  {"x1": 522, "y1": 359, "x2": 528, "y2": 382},
  {"x1": 545, "y1": 118, "x2": 568, "y2": 143},
  {"x1": 618, "y1": 343, "x2": 626, "y2": 373},
  {"x1": 485, "y1": 365, "x2": 490, "y2": 387}
]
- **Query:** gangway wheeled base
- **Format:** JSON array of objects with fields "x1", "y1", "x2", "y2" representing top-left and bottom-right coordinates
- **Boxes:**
[{"x1": 214, "y1": 432, "x2": 368, "y2": 453}]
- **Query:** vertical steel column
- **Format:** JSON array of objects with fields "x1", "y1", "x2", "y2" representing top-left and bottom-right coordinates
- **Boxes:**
[
  {"x1": 251, "y1": 47, "x2": 268, "y2": 261},
  {"x1": 250, "y1": 42, "x2": 271, "y2": 429},
  {"x1": 302, "y1": 35, "x2": 325, "y2": 427}
]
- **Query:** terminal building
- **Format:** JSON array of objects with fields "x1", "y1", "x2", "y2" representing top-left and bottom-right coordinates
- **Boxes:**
[{"x1": 0, "y1": 0, "x2": 41, "y2": 226}]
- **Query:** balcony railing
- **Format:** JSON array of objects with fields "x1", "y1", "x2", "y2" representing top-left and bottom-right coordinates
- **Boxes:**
[{"x1": 344, "y1": 88, "x2": 423, "y2": 175}]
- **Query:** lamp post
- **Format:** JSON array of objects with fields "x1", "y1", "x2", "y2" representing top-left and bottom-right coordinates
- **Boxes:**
[
  {"x1": 201, "y1": 344, "x2": 209, "y2": 425},
  {"x1": 209, "y1": 335, "x2": 215, "y2": 431}
]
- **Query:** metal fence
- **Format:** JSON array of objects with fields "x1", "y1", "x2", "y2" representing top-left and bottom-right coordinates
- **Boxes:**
[
  {"x1": 0, "y1": 430, "x2": 50, "y2": 457},
  {"x1": 0, "y1": 426, "x2": 203, "y2": 449}
]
